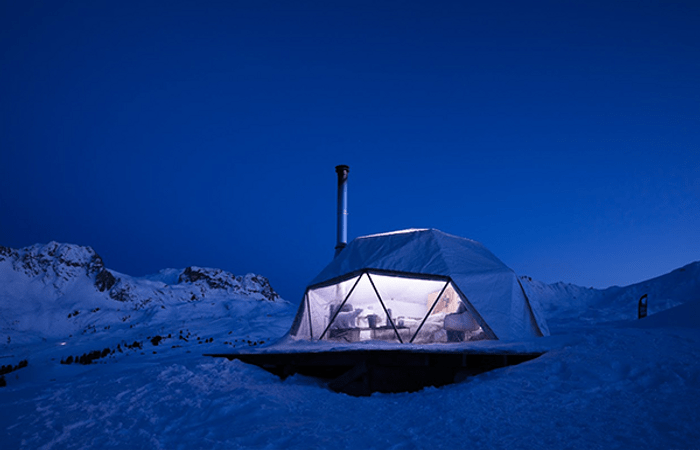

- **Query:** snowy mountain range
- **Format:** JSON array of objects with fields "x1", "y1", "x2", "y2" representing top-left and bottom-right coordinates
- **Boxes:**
[{"x1": 0, "y1": 241, "x2": 287, "y2": 348}]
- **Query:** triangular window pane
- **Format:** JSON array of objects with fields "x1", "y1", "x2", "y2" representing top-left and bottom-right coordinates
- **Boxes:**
[
  {"x1": 305, "y1": 275, "x2": 362, "y2": 340},
  {"x1": 323, "y1": 273, "x2": 402, "y2": 343},
  {"x1": 369, "y1": 273, "x2": 448, "y2": 343},
  {"x1": 411, "y1": 282, "x2": 487, "y2": 343}
]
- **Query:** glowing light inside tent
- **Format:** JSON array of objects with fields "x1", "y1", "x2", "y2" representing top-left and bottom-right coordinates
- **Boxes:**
[{"x1": 293, "y1": 271, "x2": 487, "y2": 344}]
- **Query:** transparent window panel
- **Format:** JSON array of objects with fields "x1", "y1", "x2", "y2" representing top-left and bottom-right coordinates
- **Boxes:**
[
  {"x1": 368, "y1": 273, "x2": 448, "y2": 343},
  {"x1": 305, "y1": 273, "x2": 396, "y2": 343},
  {"x1": 411, "y1": 282, "x2": 487, "y2": 343},
  {"x1": 300, "y1": 274, "x2": 490, "y2": 344},
  {"x1": 324, "y1": 273, "x2": 404, "y2": 343},
  {"x1": 306, "y1": 275, "x2": 362, "y2": 340}
]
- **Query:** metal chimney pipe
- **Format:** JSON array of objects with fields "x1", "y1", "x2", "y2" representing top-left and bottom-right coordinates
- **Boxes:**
[{"x1": 334, "y1": 165, "x2": 349, "y2": 257}]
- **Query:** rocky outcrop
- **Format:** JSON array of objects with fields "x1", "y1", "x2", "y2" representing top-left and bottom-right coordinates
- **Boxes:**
[
  {"x1": 178, "y1": 266, "x2": 280, "y2": 302},
  {"x1": 95, "y1": 268, "x2": 117, "y2": 292},
  {"x1": 0, "y1": 245, "x2": 18, "y2": 260},
  {"x1": 179, "y1": 267, "x2": 235, "y2": 289},
  {"x1": 239, "y1": 273, "x2": 280, "y2": 302},
  {"x1": 1, "y1": 242, "x2": 110, "y2": 292},
  {"x1": 16, "y1": 242, "x2": 105, "y2": 275}
]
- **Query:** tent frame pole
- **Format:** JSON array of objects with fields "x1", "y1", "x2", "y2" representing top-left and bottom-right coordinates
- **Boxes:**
[
  {"x1": 366, "y1": 273, "x2": 404, "y2": 344},
  {"x1": 304, "y1": 292, "x2": 313, "y2": 339}
]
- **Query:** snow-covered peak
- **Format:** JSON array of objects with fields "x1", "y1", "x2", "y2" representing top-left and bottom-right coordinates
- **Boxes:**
[
  {"x1": 176, "y1": 267, "x2": 277, "y2": 301},
  {"x1": 1, "y1": 241, "x2": 105, "y2": 278},
  {"x1": 175, "y1": 267, "x2": 280, "y2": 302},
  {"x1": 0, "y1": 242, "x2": 284, "y2": 345}
]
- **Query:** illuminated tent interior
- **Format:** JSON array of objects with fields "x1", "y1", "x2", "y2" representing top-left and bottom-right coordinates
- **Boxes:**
[{"x1": 289, "y1": 229, "x2": 548, "y2": 344}]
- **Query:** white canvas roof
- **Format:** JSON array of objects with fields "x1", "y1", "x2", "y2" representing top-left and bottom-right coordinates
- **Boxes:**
[{"x1": 296, "y1": 228, "x2": 548, "y2": 342}]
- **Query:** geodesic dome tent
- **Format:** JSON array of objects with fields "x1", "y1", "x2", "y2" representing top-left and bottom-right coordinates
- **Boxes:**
[{"x1": 289, "y1": 229, "x2": 548, "y2": 344}]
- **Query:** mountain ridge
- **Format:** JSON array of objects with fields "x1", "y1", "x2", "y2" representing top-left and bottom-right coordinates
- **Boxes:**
[
  {"x1": 520, "y1": 260, "x2": 700, "y2": 330},
  {"x1": 0, "y1": 241, "x2": 284, "y2": 346}
]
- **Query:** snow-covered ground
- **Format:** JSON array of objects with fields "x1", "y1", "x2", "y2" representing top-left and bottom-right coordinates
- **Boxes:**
[{"x1": 1, "y1": 243, "x2": 699, "y2": 449}]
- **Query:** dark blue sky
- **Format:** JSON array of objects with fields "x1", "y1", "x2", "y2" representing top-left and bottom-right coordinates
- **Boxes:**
[{"x1": 2, "y1": 1, "x2": 699, "y2": 302}]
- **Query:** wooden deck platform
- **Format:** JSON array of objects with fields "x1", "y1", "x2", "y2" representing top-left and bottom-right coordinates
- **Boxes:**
[{"x1": 206, "y1": 349, "x2": 544, "y2": 396}]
